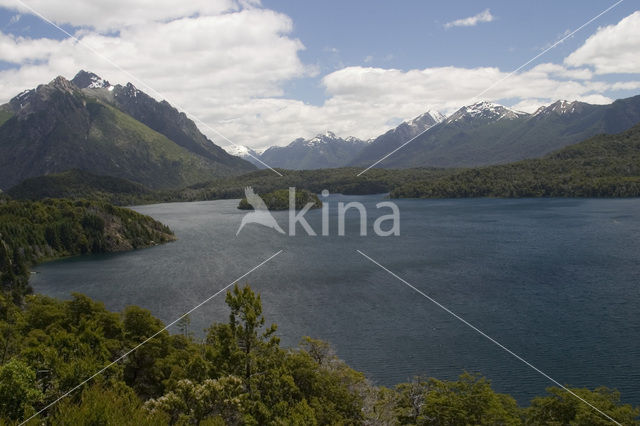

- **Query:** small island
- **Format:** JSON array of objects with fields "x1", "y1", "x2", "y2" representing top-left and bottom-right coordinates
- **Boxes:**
[{"x1": 238, "y1": 188, "x2": 322, "y2": 210}]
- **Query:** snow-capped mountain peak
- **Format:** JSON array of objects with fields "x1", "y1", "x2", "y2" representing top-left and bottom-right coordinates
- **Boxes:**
[
  {"x1": 223, "y1": 144, "x2": 253, "y2": 157},
  {"x1": 345, "y1": 136, "x2": 365, "y2": 144},
  {"x1": 405, "y1": 110, "x2": 446, "y2": 128},
  {"x1": 422, "y1": 110, "x2": 446, "y2": 123},
  {"x1": 259, "y1": 132, "x2": 368, "y2": 169},
  {"x1": 395, "y1": 110, "x2": 446, "y2": 139},
  {"x1": 533, "y1": 100, "x2": 586, "y2": 117},
  {"x1": 295, "y1": 131, "x2": 363, "y2": 147},
  {"x1": 71, "y1": 70, "x2": 111, "y2": 90},
  {"x1": 88, "y1": 76, "x2": 109, "y2": 89},
  {"x1": 222, "y1": 144, "x2": 266, "y2": 168},
  {"x1": 447, "y1": 101, "x2": 527, "y2": 123}
]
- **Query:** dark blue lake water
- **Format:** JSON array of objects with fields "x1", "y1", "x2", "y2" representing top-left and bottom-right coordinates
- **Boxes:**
[{"x1": 31, "y1": 195, "x2": 640, "y2": 405}]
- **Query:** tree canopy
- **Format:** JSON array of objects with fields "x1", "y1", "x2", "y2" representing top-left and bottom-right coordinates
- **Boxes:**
[{"x1": 0, "y1": 284, "x2": 636, "y2": 425}]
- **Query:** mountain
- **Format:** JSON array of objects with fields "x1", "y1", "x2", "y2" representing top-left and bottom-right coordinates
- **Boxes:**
[
  {"x1": 348, "y1": 110, "x2": 445, "y2": 167},
  {"x1": 222, "y1": 144, "x2": 266, "y2": 168},
  {"x1": 351, "y1": 96, "x2": 640, "y2": 169},
  {"x1": 259, "y1": 131, "x2": 368, "y2": 170},
  {"x1": 391, "y1": 122, "x2": 640, "y2": 198},
  {"x1": 71, "y1": 71, "x2": 250, "y2": 169},
  {"x1": 0, "y1": 71, "x2": 255, "y2": 190}
]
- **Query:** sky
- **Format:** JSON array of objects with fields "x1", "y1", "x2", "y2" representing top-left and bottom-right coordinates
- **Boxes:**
[{"x1": 0, "y1": 0, "x2": 639, "y2": 149}]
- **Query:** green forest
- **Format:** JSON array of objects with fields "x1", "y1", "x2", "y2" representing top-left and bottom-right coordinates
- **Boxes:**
[
  {"x1": 7, "y1": 168, "x2": 454, "y2": 206},
  {"x1": 391, "y1": 124, "x2": 640, "y2": 199},
  {"x1": 238, "y1": 189, "x2": 322, "y2": 211},
  {"x1": 0, "y1": 198, "x2": 174, "y2": 300},
  {"x1": 0, "y1": 283, "x2": 638, "y2": 425},
  {"x1": 5, "y1": 170, "x2": 156, "y2": 206}
]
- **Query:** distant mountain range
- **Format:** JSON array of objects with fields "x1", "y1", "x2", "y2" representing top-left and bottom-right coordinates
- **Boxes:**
[
  {"x1": 2, "y1": 70, "x2": 640, "y2": 190},
  {"x1": 224, "y1": 111, "x2": 444, "y2": 170},
  {"x1": 346, "y1": 111, "x2": 445, "y2": 168},
  {"x1": 391, "y1": 121, "x2": 640, "y2": 198},
  {"x1": 223, "y1": 144, "x2": 266, "y2": 168},
  {"x1": 258, "y1": 131, "x2": 368, "y2": 169},
  {"x1": 0, "y1": 71, "x2": 255, "y2": 190},
  {"x1": 350, "y1": 97, "x2": 640, "y2": 168},
  {"x1": 226, "y1": 96, "x2": 640, "y2": 171},
  {"x1": 9, "y1": 122, "x2": 640, "y2": 203}
]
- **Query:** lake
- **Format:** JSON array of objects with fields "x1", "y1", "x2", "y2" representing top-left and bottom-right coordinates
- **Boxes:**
[{"x1": 31, "y1": 195, "x2": 640, "y2": 405}]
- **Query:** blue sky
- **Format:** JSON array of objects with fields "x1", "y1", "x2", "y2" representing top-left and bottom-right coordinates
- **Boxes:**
[
  {"x1": 265, "y1": 0, "x2": 638, "y2": 105},
  {"x1": 0, "y1": 0, "x2": 638, "y2": 148}
]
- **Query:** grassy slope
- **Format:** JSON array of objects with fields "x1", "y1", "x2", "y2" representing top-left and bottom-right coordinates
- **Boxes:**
[
  {"x1": 0, "y1": 109, "x2": 12, "y2": 127},
  {"x1": 84, "y1": 99, "x2": 229, "y2": 189},
  {"x1": 391, "y1": 124, "x2": 640, "y2": 198},
  {"x1": 0, "y1": 90, "x2": 243, "y2": 190}
]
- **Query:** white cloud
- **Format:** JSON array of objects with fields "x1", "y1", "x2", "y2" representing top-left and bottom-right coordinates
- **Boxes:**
[
  {"x1": 0, "y1": 0, "x2": 246, "y2": 31},
  {"x1": 610, "y1": 81, "x2": 640, "y2": 91},
  {"x1": 317, "y1": 65, "x2": 612, "y2": 125},
  {"x1": 0, "y1": 4, "x2": 313, "y2": 148},
  {"x1": 444, "y1": 9, "x2": 494, "y2": 29},
  {"x1": 0, "y1": 8, "x2": 309, "y2": 118},
  {"x1": 0, "y1": 4, "x2": 637, "y2": 150},
  {"x1": 530, "y1": 63, "x2": 593, "y2": 81},
  {"x1": 565, "y1": 11, "x2": 640, "y2": 74}
]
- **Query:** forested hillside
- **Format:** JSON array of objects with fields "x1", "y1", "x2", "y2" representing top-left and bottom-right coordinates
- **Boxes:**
[
  {"x1": 0, "y1": 198, "x2": 174, "y2": 299},
  {"x1": 391, "y1": 123, "x2": 640, "y2": 199},
  {"x1": 237, "y1": 188, "x2": 322, "y2": 210},
  {"x1": 6, "y1": 168, "x2": 453, "y2": 205},
  {"x1": 170, "y1": 168, "x2": 452, "y2": 202},
  {"x1": 6, "y1": 170, "x2": 156, "y2": 205}
]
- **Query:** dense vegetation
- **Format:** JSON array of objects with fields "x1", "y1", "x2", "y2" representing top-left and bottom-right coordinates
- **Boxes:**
[
  {"x1": 10, "y1": 119, "x2": 640, "y2": 207},
  {"x1": 0, "y1": 108, "x2": 12, "y2": 127},
  {"x1": 6, "y1": 168, "x2": 453, "y2": 206},
  {"x1": 0, "y1": 198, "x2": 174, "y2": 299},
  {"x1": 6, "y1": 170, "x2": 156, "y2": 206},
  {"x1": 174, "y1": 168, "x2": 450, "y2": 202},
  {"x1": 238, "y1": 189, "x2": 322, "y2": 210},
  {"x1": 391, "y1": 124, "x2": 640, "y2": 198},
  {"x1": 0, "y1": 284, "x2": 637, "y2": 425}
]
